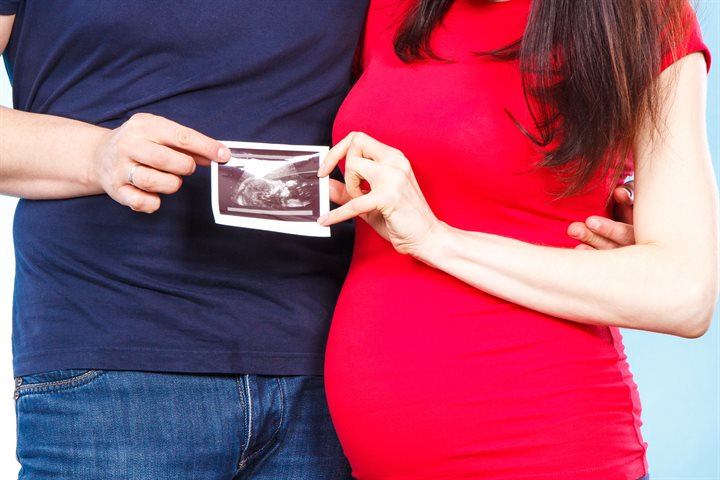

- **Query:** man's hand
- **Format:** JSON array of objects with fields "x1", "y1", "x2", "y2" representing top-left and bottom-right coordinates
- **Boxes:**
[
  {"x1": 568, "y1": 181, "x2": 635, "y2": 250},
  {"x1": 612, "y1": 180, "x2": 634, "y2": 225},
  {"x1": 93, "y1": 113, "x2": 231, "y2": 213}
]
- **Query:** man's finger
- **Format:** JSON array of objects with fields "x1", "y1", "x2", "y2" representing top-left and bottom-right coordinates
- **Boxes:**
[
  {"x1": 615, "y1": 180, "x2": 635, "y2": 206},
  {"x1": 116, "y1": 184, "x2": 161, "y2": 214},
  {"x1": 130, "y1": 143, "x2": 197, "y2": 177},
  {"x1": 612, "y1": 182, "x2": 635, "y2": 224},
  {"x1": 586, "y1": 216, "x2": 635, "y2": 246},
  {"x1": 126, "y1": 164, "x2": 183, "y2": 195},
  {"x1": 131, "y1": 113, "x2": 230, "y2": 163},
  {"x1": 567, "y1": 221, "x2": 621, "y2": 250}
]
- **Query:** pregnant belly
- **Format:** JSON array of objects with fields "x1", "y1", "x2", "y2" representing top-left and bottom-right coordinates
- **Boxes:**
[{"x1": 324, "y1": 263, "x2": 644, "y2": 479}]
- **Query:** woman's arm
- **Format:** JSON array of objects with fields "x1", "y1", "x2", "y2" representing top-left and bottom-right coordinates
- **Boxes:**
[
  {"x1": 0, "y1": 15, "x2": 230, "y2": 212},
  {"x1": 319, "y1": 52, "x2": 718, "y2": 338}
]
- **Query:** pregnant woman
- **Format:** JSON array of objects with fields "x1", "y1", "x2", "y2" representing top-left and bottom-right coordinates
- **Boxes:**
[{"x1": 318, "y1": 0, "x2": 716, "y2": 478}]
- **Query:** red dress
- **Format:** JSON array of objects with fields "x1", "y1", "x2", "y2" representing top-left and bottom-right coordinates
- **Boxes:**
[{"x1": 325, "y1": 1, "x2": 709, "y2": 478}]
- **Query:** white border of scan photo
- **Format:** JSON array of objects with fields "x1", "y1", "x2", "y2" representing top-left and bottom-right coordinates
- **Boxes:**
[{"x1": 212, "y1": 141, "x2": 330, "y2": 237}]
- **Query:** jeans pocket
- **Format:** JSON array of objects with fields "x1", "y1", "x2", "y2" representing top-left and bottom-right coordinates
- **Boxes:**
[{"x1": 14, "y1": 369, "x2": 103, "y2": 399}]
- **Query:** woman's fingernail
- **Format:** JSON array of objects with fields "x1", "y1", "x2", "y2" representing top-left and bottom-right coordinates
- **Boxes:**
[
  {"x1": 587, "y1": 218, "x2": 601, "y2": 230},
  {"x1": 317, "y1": 214, "x2": 328, "y2": 225}
]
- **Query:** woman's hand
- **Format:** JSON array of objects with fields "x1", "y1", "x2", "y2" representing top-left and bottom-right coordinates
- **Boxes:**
[
  {"x1": 317, "y1": 132, "x2": 442, "y2": 256},
  {"x1": 320, "y1": 132, "x2": 639, "y2": 254},
  {"x1": 94, "y1": 113, "x2": 231, "y2": 213}
]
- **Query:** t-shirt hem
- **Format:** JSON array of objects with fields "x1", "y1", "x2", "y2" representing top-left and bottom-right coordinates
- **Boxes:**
[
  {"x1": 0, "y1": 2, "x2": 18, "y2": 16},
  {"x1": 13, "y1": 348, "x2": 326, "y2": 377},
  {"x1": 484, "y1": 456, "x2": 646, "y2": 480}
]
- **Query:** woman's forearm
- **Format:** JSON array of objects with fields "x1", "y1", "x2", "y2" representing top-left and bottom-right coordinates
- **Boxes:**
[{"x1": 418, "y1": 222, "x2": 717, "y2": 337}]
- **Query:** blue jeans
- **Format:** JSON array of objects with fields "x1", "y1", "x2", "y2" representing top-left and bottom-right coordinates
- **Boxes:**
[{"x1": 14, "y1": 370, "x2": 351, "y2": 480}]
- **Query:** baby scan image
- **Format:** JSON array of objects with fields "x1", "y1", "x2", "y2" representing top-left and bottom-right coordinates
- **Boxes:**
[{"x1": 218, "y1": 148, "x2": 321, "y2": 222}]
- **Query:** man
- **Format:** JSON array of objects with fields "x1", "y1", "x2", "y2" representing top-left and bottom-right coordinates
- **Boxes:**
[{"x1": 0, "y1": 2, "x2": 366, "y2": 478}]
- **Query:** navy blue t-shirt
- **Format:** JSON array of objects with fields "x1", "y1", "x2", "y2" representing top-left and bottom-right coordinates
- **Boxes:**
[{"x1": 0, "y1": 0, "x2": 368, "y2": 376}]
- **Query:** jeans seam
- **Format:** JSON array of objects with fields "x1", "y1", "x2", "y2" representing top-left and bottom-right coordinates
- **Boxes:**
[
  {"x1": 234, "y1": 375, "x2": 247, "y2": 433},
  {"x1": 240, "y1": 376, "x2": 286, "y2": 468},
  {"x1": 233, "y1": 375, "x2": 248, "y2": 475},
  {"x1": 15, "y1": 393, "x2": 24, "y2": 479},
  {"x1": 276, "y1": 376, "x2": 286, "y2": 445},
  {"x1": 238, "y1": 374, "x2": 253, "y2": 468},
  {"x1": 276, "y1": 377, "x2": 285, "y2": 440}
]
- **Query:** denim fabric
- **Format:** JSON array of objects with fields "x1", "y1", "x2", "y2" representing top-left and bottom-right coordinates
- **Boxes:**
[{"x1": 14, "y1": 370, "x2": 350, "y2": 480}]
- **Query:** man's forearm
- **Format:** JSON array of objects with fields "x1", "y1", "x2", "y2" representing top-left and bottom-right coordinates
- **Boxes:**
[{"x1": 0, "y1": 106, "x2": 107, "y2": 199}]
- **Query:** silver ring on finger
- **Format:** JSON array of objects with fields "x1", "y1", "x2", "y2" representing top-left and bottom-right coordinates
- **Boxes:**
[{"x1": 128, "y1": 164, "x2": 140, "y2": 187}]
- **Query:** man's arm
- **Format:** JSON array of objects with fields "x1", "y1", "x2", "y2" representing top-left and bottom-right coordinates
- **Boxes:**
[{"x1": 0, "y1": 15, "x2": 230, "y2": 213}]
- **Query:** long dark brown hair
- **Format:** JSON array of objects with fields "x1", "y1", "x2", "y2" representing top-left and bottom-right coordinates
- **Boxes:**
[{"x1": 394, "y1": 0, "x2": 690, "y2": 195}]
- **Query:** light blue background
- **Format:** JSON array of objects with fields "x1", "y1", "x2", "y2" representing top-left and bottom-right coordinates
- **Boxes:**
[
  {"x1": 621, "y1": 2, "x2": 719, "y2": 479},
  {"x1": 0, "y1": 2, "x2": 718, "y2": 479}
]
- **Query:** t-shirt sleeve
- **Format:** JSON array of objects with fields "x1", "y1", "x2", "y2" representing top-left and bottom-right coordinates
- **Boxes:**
[
  {"x1": 661, "y1": 2, "x2": 711, "y2": 72},
  {"x1": 0, "y1": 0, "x2": 19, "y2": 16}
]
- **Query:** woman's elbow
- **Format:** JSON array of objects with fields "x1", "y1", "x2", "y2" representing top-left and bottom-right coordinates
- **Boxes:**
[
  {"x1": 668, "y1": 276, "x2": 718, "y2": 338},
  {"x1": 677, "y1": 315, "x2": 712, "y2": 339}
]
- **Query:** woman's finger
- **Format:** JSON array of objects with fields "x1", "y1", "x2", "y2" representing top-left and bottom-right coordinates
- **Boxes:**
[
  {"x1": 319, "y1": 133, "x2": 355, "y2": 177},
  {"x1": 319, "y1": 132, "x2": 407, "y2": 177},
  {"x1": 329, "y1": 179, "x2": 353, "y2": 206},
  {"x1": 318, "y1": 192, "x2": 379, "y2": 226},
  {"x1": 344, "y1": 154, "x2": 383, "y2": 198},
  {"x1": 342, "y1": 133, "x2": 427, "y2": 202}
]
